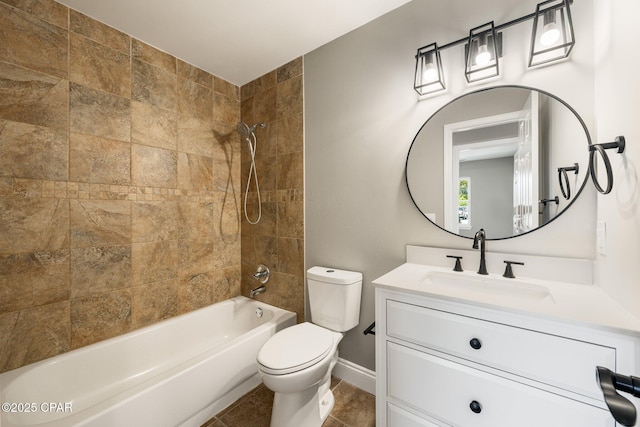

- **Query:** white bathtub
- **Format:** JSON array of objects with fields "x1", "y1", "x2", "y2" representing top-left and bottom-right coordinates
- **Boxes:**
[{"x1": 0, "y1": 296, "x2": 296, "y2": 427}]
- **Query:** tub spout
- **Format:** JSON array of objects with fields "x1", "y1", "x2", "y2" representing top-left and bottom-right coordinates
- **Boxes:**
[{"x1": 250, "y1": 285, "x2": 266, "y2": 298}]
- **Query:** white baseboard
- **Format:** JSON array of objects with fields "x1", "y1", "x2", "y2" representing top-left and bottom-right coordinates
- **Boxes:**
[{"x1": 333, "y1": 357, "x2": 376, "y2": 395}]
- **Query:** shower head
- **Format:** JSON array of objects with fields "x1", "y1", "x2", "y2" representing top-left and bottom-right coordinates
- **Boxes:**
[
  {"x1": 236, "y1": 122, "x2": 265, "y2": 139},
  {"x1": 237, "y1": 122, "x2": 252, "y2": 139}
]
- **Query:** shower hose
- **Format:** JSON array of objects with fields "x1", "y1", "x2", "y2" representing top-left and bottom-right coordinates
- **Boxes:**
[{"x1": 244, "y1": 130, "x2": 261, "y2": 224}]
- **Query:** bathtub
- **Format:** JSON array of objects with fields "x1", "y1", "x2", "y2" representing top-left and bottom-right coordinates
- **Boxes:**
[{"x1": 0, "y1": 296, "x2": 296, "y2": 427}]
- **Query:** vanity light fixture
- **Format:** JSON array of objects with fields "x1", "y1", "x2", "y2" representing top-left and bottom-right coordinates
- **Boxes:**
[
  {"x1": 529, "y1": 0, "x2": 575, "y2": 67},
  {"x1": 464, "y1": 22, "x2": 502, "y2": 83},
  {"x1": 413, "y1": 0, "x2": 575, "y2": 96},
  {"x1": 414, "y1": 43, "x2": 446, "y2": 95}
]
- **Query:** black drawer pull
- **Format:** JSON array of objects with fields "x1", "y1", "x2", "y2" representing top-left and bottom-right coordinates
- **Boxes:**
[
  {"x1": 470, "y1": 400, "x2": 482, "y2": 414},
  {"x1": 469, "y1": 338, "x2": 482, "y2": 350}
]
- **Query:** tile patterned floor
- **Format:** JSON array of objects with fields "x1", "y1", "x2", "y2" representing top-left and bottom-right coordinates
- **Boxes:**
[{"x1": 201, "y1": 377, "x2": 375, "y2": 427}]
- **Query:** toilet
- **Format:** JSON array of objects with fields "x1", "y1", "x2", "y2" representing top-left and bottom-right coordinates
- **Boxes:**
[{"x1": 256, "y1": 266, "x2": 362, "y2": 427}]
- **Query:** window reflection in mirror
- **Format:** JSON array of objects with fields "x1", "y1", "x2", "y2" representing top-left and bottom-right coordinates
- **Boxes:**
[{"x1": 458, "y1": 177, "x2": 470, "y2": 229}]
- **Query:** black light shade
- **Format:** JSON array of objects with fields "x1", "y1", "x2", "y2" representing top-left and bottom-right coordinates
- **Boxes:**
[
  {"x1": 465, "y1": 22, "x2": 501, "y2": 83},
  {"x1": 414, "y1": 43, "x2": 445, "y2": 95},
  {"x1": 529, "y1": 0, "x2": 575, "y2": 67}
]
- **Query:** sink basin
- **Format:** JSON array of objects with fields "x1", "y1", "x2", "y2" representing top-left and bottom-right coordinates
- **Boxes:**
[{"x1": 421, "y1": 271, "x2": 553, "y2": 302}]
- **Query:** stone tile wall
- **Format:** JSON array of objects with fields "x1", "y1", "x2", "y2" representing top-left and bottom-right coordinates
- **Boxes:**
[
  {"x1": 240, "y1": 58, "x2": 305, "y2": 322},
  {"x1": 0, "y1": 0, "x2": 242, "y2": 372}
]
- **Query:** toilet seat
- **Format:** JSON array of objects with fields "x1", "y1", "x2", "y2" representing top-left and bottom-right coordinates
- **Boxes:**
[{"x1": 258, "y1": 323, "x2": 336, "y2": 375}]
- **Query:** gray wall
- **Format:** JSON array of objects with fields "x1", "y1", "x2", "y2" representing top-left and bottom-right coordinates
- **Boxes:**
[
  {"x1": 305, "y1": 0, "x2": 597, "y2": 370},
  {"x1": 459, "y1": 157, "x2": 513, "y2": 238}
]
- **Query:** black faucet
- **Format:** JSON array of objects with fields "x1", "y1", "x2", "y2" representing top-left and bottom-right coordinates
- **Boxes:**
[{"x1": 472, "y1": 228, "x2": 488, "y2": 275}]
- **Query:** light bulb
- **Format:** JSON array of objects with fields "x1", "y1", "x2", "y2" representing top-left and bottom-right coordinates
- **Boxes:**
[
  {"x1": 422, "y1": 63, "x2": 438, "y2": 83},
  {"x1": 540, "y1": 9, "x2": 560, "y2": 46},
  {"x1": 475, "y1": 44, "x2": 491, "y2": 66},
  {"x1": 422, "y1": 52, "x2": 438, "y2": 83},
  {"x1": 540, "y1": 23, "x2": 560, "y2": 46}
]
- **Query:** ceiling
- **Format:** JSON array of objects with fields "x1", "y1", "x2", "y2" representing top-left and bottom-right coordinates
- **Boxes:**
[{"x1": 57, "y1": 0, "x2": 414, "y2": 86}]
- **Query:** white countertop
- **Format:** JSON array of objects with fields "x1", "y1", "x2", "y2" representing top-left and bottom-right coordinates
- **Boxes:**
[{"x1": 373, "y1": 262, "x2": 640, "y2": 336}]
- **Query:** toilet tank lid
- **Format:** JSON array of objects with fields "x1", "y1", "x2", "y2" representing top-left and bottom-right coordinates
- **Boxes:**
[{"x1": 307, "y1": 266, "x2": 362, "y2": 285}]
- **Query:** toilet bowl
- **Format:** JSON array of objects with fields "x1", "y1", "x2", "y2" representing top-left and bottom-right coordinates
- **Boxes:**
[
  {"x1": 256, "y1": 267, "x2": 362, "y2": 427},
  {"x1": 258, "y1": 323, "x2": 342, "y2": 426}
]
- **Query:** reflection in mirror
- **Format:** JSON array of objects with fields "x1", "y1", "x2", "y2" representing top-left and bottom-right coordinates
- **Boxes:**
[{"x1": 406, "y1": 86, "x2": 591, "y2": 240}]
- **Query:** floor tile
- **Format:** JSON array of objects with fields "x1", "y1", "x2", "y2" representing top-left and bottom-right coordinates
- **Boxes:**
[
  {"x1": 217, "y1": 384, "x2": 273, "y2": 427},
  {"x1": 201, "y1": 378, "x2": 374, "y2": 427},
  {"x1": 329, "y1": 381, "x2": 376, "y2": 427}
]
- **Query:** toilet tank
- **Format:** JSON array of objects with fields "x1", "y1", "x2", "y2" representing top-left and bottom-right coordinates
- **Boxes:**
[{"x1": 307, "y1": 266, "x2": 362, "y2": 332}]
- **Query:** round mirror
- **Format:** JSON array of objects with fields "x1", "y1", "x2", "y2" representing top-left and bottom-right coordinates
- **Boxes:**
[{"x1": 406, "y1": 86, "x2": 591, "y2": 240}]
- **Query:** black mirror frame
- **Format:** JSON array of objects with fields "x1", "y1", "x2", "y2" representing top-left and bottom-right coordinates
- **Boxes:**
[{"x1": 405, "y1": 84, "x2": 593, "y2": 241}]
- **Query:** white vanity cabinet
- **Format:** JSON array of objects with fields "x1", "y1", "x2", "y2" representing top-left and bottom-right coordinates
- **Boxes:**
[{"x1": 375, "y1": 288, "x2": 640, "y2": 427}]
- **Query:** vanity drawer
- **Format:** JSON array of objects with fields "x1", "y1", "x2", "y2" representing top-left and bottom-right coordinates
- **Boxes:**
[
  {"x1": 388, "y1": 403, "x2": 446, "y2": 427},
  {"x1": 387, "y1": 342, "x2": 615, "y2": 427},
  {"x1": 387, "y1": 300, "x2": 616, "y2": 400}
]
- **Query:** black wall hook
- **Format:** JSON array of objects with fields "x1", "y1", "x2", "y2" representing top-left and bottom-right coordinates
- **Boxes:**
[
  {"x1": 589, "y1": 136, "x2": 626, "y2": 194},
  {"x1": 557, "y1": 163, "x2": 579, "y2": 200}
]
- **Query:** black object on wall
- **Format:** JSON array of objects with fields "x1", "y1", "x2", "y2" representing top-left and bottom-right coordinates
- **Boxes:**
[
  {"x1": 596, "y1": 366, "x2": 640, "y2": 426},
  {"x1": 557, "y1": 163, "x2": 579, "y2": 199},
  {"x1": 363, "y1": 322, "x2": 376, "y2": 336},
  {"x1": 588, "y1": 136, "x2": 626, "y2": 194}
]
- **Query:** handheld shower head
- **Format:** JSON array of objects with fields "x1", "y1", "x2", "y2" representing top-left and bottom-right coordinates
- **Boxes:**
[
  {"x1": 236, "y1": 122, "x2": 265, "y2": 140},
  {"x1": 237, "y1": 122, "x2": 251, "y2": 139}
]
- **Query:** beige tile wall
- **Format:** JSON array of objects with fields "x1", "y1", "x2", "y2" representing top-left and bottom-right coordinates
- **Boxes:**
[
  {"x1": 0, "y1": 0, "x2": 243, "y2": 372},
  {"x1": 240, "y1": 59, "x2": 305, "y2": 322}
]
